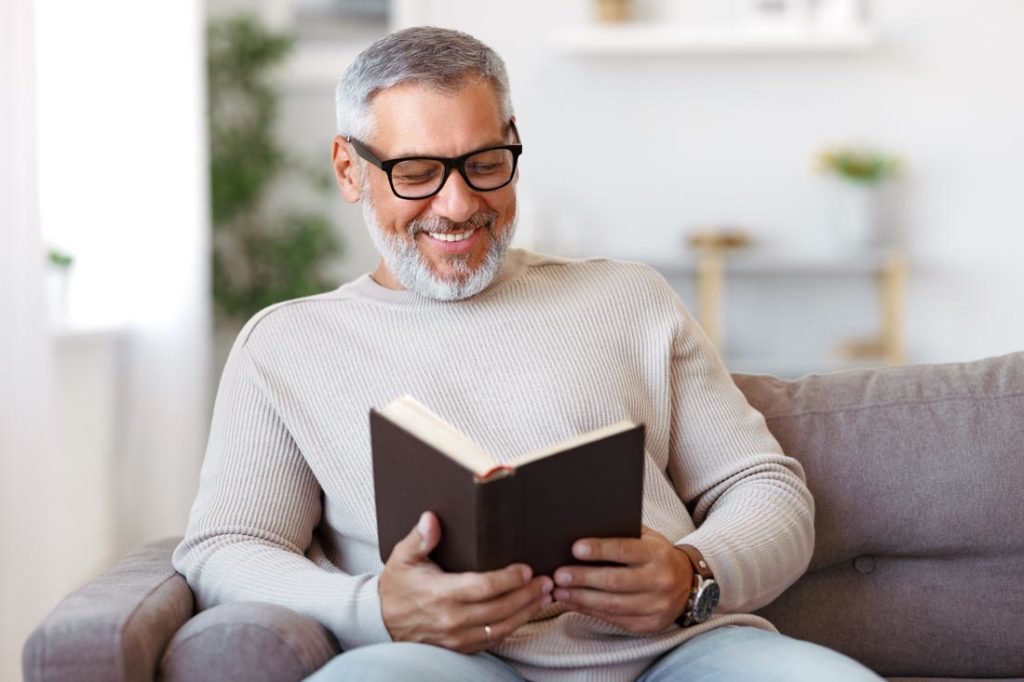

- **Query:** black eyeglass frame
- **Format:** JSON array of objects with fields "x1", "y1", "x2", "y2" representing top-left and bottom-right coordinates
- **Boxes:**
[{"x1": 347, "y1": 120, "x2": 522, "y2": 200}]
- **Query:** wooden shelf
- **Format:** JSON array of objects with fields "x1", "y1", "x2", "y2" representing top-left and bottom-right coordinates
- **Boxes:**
[
  {"x1": 650, "y1": 248, "x2": 897, "y2": 277},
  {"x1": 555, "y1": 23, "x2": 879, "y2": 56}
]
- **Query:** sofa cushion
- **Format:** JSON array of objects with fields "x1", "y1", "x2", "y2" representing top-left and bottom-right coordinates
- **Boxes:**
[
  {"x1": 734, "y1": 352, "x2": 1024, "y2": 678},
  {"x1": 159, "y1": 601, "x2": 340, "y2": 682}
]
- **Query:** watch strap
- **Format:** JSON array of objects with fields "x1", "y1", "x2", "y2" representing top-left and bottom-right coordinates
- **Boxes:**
[
  {"x1": 677, "y1": 544, "x2": 713, "y2": 580},
  {"x1": 676, "y1": 544, "x2": 717, "y2": 627}
]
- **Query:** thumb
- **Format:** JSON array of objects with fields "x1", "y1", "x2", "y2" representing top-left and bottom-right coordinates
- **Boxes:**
[{"x1": 391, "y1": 511, "x2": 441, "y2": 564}]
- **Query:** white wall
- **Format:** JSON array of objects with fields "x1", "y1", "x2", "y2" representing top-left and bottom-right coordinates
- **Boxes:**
[
  {"x1": 222, "y1": 0, "x2": 1024, "y2": 367},
  {"x1": 383, "y1": 0, "x2": 1022, "y2": 365}
]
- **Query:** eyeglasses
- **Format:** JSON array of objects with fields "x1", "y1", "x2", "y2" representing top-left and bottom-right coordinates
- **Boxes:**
[{"x1": 347, "y1": 120, "x2": 522, "y2": 200}]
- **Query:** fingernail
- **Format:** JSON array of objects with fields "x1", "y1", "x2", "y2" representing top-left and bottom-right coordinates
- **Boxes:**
[
  {"x1": 554, "y1": 570, "x2": 572, "y2": 586},
  {"x1": 417, "y1": 514, "x2": 432, "y2": 551},
  {"x1": 520, "y1": 566, "x2": 532, "y2": 582},
  {"x1": 574, "y1": 542, "x2": 591, "y2": 558},
  {"x1": 554, "y1": 588, "x2": 570, "y2": 601},
  {"x1": 541, "y1": 577, "x2": 554, "y2": 593}
]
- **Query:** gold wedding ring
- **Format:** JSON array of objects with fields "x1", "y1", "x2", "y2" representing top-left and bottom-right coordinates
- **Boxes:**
[{"x1": 484, "y1": 623, "x2": 493, "y2": 645}]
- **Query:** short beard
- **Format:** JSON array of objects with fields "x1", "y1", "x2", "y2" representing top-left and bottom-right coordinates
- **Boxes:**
[{"x1": 361, "y1": 183, "x2": 517, "y2": 301}]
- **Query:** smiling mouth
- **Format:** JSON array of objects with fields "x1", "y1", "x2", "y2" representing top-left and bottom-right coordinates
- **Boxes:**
[{"x1": 425, "y1": 228, "x2": 477, "y2": 242}]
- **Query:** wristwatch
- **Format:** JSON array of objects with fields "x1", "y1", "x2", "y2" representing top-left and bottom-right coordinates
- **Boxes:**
[{"x1": 676, "y1": 545, "x2": 720, "y2": 627}]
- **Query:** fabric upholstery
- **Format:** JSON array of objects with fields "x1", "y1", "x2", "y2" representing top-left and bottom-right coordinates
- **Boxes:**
[
  {"x1": 22, "y1": 538, "x2": 193, "y2": 682},
  {"x1": 160, "y1": 601, "x2": 340, "y2": 682},
  {"x1": 22, "y1": 353, "x2": 1024, "y2": 681},
  {"x1": 737, "y1": 352, "x2": 1024, "y2": 678}
]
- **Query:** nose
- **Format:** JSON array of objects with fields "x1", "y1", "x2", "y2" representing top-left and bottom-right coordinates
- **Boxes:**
[{"x1": 429, "y1": 169, "x2": 481, "y2": 224}]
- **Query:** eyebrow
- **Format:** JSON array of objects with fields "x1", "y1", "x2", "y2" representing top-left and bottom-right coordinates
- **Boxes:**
[{"x1": 388, "y1": 136, "x2": 509, "y2": 160}]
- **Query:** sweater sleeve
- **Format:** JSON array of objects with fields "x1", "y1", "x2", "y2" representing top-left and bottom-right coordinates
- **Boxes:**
[
  {"x1": 663, "y1": 298, "x2": 815, "y2": 614},
  {"x1": 171, "y1": 339, "x2": 392, "y2": 649}
]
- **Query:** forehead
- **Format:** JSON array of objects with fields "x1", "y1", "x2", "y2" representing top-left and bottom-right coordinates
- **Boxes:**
[{"x1": 367, "y1": 80, "x2": 506, "y2": 158}]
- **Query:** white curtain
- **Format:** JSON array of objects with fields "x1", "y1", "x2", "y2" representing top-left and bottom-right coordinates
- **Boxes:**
[
  {"x1": 34, "y1": 0, "x2": 211, "y2": 554},
  {"x1": 0, "y1": 1, "x2": 210, "y2": 675},
  {"x1": 0, "y1": 1, "x2": 64, "y2": 679}
]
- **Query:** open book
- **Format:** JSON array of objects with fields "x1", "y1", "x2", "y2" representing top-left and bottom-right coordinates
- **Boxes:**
[{"x1": 370, "y1": 395, "x2": 645, "y2": 575}]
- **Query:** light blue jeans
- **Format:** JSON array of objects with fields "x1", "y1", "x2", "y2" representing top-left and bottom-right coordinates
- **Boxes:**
[{"x1": 305, "y1": 625, "x2": 883, "y2": 681}]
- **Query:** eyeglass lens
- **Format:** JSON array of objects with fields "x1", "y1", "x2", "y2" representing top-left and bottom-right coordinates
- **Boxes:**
[{"x1": 391, "y1": 148, "x2": 515, "y2": 198}]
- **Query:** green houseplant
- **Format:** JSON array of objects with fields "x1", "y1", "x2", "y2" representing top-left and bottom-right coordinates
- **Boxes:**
[
  {"x1": 208, "y1": 14, "x2": 342, "y2": 324},
  {"x1": 817, "y1": 147, "x2": 900, "y2": 185},
  {"x1": 45, "y1": 247, "x2": 75, "y2": 326},
  {"x1": 816, "y1": 146, "x2": 902, "y2": 250}
]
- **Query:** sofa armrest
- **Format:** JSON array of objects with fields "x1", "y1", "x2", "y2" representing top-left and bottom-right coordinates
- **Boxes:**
[{"x1": 23, "y1": 537, "x2": 193, "y2": 682}]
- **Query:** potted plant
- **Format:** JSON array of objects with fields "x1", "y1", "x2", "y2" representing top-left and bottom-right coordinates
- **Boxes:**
[
  {"x1": 817, "y1": 146, "x2": 901, "y2": 250},
  {"x1": 207, "y1": 14, "x2": 343, "y2": 365},
  {"x1": 45, "y1": 247, "x2": 74, "y2": 326}
]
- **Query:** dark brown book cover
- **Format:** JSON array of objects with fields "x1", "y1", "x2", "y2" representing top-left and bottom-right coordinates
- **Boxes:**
[{"x1": 371, "y1": 409, "x2": 645, "y2": 576}]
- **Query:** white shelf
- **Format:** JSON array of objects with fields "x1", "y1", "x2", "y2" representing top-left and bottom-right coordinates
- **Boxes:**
[
  {"x1": 50, "y1": 323, "x2": 124, "y2": 346},
  {"x1": 555, "y1": 23, "x2": 879, "y2": 56}
]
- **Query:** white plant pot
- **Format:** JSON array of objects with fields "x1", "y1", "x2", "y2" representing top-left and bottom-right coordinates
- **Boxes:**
[
  {"x1": 46, "y1": 267, "x2": 72, "y2": 327},
  {"x1": 833, "y1": 180, "x2": 879, "y2": 251}
]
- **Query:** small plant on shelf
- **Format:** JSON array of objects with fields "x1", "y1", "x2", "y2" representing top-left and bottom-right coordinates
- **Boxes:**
[
  {"x1": 817, "y1": 147, "x2": 900, "y2": 184},
  {"x1": 47, "y1": 248, "x2": 74, "y2": 269}
]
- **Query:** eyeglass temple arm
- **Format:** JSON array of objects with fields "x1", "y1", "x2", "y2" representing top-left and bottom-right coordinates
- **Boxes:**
[{"x1": 346, "y1": 136, "x2": 385, "y2": 169}]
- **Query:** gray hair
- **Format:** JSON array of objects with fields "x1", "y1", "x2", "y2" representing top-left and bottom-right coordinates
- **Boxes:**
[{"x1": 335, "y1": 26, "x2": 514, "y2": 141}]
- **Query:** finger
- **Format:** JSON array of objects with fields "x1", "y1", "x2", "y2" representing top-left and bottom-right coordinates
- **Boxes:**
[
  {"x1": 388, "y1": 511, "x2": 440, "y2": 565},
  {"x1": 460, "y1": 587, "x2": 554, "y2": 653},
  {"x1": 457, "y1": 576, "x2": 553, "y2": 627},
  {"x1": 572, "y1": 537, "x2": 652, "y2": 565},
  {"x1": 553, "y1": 586, "x2": 663, "y2": 617},
  {"x1": 447, "y1": 563, "x2": 534, "y2": 603},
  {"x1": 553, "y1": 565, "x2": 648, "y2": 593}
]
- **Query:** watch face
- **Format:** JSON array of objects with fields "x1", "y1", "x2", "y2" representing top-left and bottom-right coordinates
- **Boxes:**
[{"x1": 692, "y1": 580, "x2": 721, "y2": 623}]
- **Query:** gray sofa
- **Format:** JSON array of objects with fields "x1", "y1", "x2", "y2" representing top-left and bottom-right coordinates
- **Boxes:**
[{"x1": 24, "y1": 353, "x2": 1024, "y2": 681}]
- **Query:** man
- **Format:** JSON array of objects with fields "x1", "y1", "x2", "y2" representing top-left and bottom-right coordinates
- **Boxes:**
[{"x1": 173, "y1": 27, "x2": 881, "y2": 681}]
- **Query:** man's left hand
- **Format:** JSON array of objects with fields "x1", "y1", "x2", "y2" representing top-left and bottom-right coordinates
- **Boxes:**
[{"x1": 551, "y1": 526, "x2": 693, "y2": 634}]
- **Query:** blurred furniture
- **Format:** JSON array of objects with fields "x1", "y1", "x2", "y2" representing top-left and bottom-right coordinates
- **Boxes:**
[
  {"x1": 23, "y1": 353, "x2": 1024, "y2": 681},
  {"x1": 656, "y1": 248, "x2": 907, "y2": 375}
]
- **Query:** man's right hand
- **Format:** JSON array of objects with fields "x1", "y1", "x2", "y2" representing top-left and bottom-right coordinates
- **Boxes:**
[{"x1": 379, "y1": 511, "x2": 554, "y2": 653}]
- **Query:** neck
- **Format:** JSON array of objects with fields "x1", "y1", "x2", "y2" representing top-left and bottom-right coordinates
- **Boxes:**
[{"x1": 370, "y1": 261, "x2": 405, "y2": 290}]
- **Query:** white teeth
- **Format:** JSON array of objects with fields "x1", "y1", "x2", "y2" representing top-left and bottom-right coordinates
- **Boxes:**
[{"x1": 427, "y1": 228, "x2": 476, "y2": 242}]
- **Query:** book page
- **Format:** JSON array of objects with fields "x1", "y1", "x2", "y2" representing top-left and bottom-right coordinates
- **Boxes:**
[
  {"x1": 509, "y1": 420, "x2": 639, "y2": 469},
  {"x1": 380, "y1": 396, "x2": 498, "y2": 476}
]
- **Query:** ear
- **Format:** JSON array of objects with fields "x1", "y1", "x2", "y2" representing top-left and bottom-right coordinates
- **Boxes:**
[{"x1": 332, "y1": 136, "x2": 362, "y2": 203}]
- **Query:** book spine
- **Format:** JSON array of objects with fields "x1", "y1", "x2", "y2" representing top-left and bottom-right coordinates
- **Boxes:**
[{"x1": 476, "y1": 474, "x2": 517, "y2": 572}]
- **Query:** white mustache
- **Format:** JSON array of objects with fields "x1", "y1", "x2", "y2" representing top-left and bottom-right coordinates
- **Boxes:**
[{"x1": 408, "y1": 210, "x2": 498, "y2": 237}]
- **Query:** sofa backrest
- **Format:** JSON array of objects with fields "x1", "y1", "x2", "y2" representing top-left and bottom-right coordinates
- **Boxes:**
[{"x1": 733, "y1": 352, "x2": 1024, "y2": 679}]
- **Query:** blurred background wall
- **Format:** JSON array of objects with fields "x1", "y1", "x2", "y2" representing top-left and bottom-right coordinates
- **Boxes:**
[
  {"x1": 2, "y1": 0, "x2": 1022, "y2": 679},
  {"x1": 261, "y1": 0, "x2": 1024, "y2": 370}
]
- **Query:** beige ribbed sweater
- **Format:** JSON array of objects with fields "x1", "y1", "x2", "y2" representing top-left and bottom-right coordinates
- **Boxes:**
[{"x1": 173, "y1": 249, "x2": 814, "y2": 681}]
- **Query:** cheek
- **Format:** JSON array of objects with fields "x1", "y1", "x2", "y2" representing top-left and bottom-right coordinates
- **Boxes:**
[
  {"x1": 493, "y1": 193, "x2": 517, "y2": 223},
  {"x1": 373, "y1": 195, "x2": 428, "y2": 237}
]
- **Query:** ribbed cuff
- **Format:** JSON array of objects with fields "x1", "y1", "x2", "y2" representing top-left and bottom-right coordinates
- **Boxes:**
[{"x1": 329, "y1": 573, "x2": 393, "y2": 649}]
